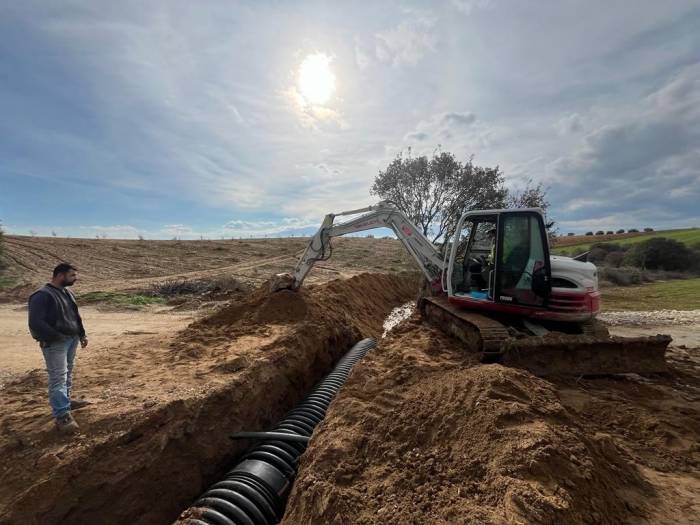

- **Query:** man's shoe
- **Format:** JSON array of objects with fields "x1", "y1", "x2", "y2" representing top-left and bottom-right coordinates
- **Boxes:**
[
  {"x1": 70, "y1": 399, "x2": 92, "y2": 411},
  {"x1": 56, "y1": 412, "x2": 79, "y2": 434}
]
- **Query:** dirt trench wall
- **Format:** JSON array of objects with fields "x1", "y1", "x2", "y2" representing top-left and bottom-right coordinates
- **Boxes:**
[
  {"x1": 0, "y1": 272, "x2": 419, "y2": 525},
  {"x1": 282, "y1": 318, "x2": 656, "y2": 525}
]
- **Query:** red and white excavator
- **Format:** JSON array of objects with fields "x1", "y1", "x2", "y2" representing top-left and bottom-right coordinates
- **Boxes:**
[{"x1": 274, "y1": 201, "x2": 669, "y2": 376}]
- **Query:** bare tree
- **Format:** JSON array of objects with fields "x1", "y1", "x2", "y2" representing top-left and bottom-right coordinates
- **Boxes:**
[
  {"x1": 506, "y1": 178, "x2": 556, "y2": 236},
  {"x1": 371, "y1": 150, "x2": 507, "y2": 244}
]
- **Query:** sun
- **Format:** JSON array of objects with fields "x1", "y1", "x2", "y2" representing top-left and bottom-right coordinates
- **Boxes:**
[{"x1": 298, "y1": 53, "x2": 335, "y2": 106}]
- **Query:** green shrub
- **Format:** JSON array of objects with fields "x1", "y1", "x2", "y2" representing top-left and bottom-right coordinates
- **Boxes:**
[
  {"x1": 587, "y1": 247, "x2": 607, "y2": 264},
  {"x1": 622, "y1": 237, "x2": 696, "y2": 271},
  {"x1": 599, "y1": 267, "x2": 645, "y2": 286},
  {"x1": 604, "y1": 251, "x2": 625, "y2": 268},
  {"x1": 587, "y1": 242, "x2": 628, "y2": 265},
  {"x1": 79, "y1": 291, "x2": 166, "y2": 306},
  {"x1": 591, "y1": 242, "x2": 625, "y2": 253},
  {"x1": 149, "y1": 276, "x2": 248, "y2": 297}
]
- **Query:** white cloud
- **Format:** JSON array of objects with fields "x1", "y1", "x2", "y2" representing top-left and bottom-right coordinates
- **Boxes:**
[
  {"x1": 223, "y1": 217, "x2": 317, "y2": 236},
  {"x1": 283, "y1": 86, "x2": 347, "y2": 131},
  {"x1": 354, "y1": 40, "x2": 371, "y2": 69},
  {"x1": 546, "y1": 62, "x2": 700, "y2": 227},
  {"x1": 555, "y1": 113, "x2": 583, "y2": 135},
  {"x1": 375, "y1": 16, "x2": 437, "y2": 67},
  {"x1": 441, "y1": 112, "x2": 476, "y2": 127},
  {"x1": 401, "y1": 111, "x2": 500, "y2": 154},
  {"x1": 79, "y1": 225, "x2": 142, "y2": 238},
  {"x1": 450, "y1": 0, "x2": 494, "y2": 15}
]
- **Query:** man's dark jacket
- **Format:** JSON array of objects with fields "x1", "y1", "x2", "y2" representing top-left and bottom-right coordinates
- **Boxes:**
[{"x1": 28, "y1": 284, "x2": 86, "y2": 344}]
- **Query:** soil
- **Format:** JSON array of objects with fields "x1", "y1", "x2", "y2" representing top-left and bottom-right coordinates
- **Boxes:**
[
  {"x1": 282, "y1": 317, "x2": 700, "y2": 525},
  {"x1": 0, "y1": 272, "x2": 419, "y2": 524},
  {"x1": 0, "y1": 304, "x2": 195, "y2": 387},
  {"x1": 2, "y1": 234, "x2": 700, "y2": 524}
]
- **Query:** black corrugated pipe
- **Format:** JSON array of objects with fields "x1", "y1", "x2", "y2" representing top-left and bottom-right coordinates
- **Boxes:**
[{"x1": 178, "y1": 338, "x2": 376, "y2": 525}]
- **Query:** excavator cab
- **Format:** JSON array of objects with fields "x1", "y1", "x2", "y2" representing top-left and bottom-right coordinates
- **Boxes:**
[{"x1": 447, "y1": 209, "x2": 551, "y2": 310}]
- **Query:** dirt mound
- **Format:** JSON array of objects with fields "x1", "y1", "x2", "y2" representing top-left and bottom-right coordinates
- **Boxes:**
[
  {"x1": 0, "y1": 272, "x2": 419, "y2": 525},
  {"x1": 282, "y1": 317, "x2": 656, "y2": 524},
  {"x1": 172, "y1": 272, "x2": 420, "y2": 360}
]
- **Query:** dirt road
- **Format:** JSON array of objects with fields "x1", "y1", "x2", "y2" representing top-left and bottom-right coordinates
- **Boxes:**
[{"x1": 0, "y1": 304, "x2": 195, "y2": 387}]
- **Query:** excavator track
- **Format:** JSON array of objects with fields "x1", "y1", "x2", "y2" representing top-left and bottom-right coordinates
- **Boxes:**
[{"x1": 419, "y1": 296, "x2": 671, "y2": 376}]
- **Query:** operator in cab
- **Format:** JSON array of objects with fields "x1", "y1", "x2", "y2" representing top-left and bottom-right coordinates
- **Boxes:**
[{"x1": 481, "y1": 227, "x2": 497, "y2": 294}]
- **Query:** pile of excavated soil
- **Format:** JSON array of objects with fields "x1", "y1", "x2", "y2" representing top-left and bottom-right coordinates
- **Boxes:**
[
  {"x1": 0, "y1": 272, "x2": 419, "y2": 525},
  {"x1": 283, "y1": 315, "x2": 700, "y2": 524}
]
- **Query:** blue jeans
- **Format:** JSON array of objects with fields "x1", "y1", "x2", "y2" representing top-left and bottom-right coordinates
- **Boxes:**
[{"x1": 41, "y1": 336, "x2": 79, "y2": 418}]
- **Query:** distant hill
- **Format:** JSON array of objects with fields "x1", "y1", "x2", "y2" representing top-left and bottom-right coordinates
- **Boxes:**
[{"x1": 553, "y1": 228, "x2": 700, "y2": 255}]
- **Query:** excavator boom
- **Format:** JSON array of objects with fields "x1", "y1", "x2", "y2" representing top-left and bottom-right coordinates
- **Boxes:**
[{"x1": 287, "y1": 201, "x2": 444, "y2": 289}]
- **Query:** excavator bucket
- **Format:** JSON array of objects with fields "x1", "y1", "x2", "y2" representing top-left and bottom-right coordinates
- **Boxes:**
[{"x1": 420, "y1": 296, "x2": 670, "y2": 376}]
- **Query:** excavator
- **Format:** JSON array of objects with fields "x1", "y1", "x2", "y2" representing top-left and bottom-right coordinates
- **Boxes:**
[{"x1": 272, "y1": 201, "x2": 670, "y2": 376}]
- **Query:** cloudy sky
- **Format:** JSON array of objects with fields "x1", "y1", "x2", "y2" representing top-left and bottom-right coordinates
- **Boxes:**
[{"x1": 1, "y1": 0, "x2": 699, "y2": 239}]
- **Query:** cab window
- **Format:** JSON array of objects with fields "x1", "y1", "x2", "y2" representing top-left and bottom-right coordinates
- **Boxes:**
[{"x1": 497, "y1": 214, "x2": 547, "y2": 306}]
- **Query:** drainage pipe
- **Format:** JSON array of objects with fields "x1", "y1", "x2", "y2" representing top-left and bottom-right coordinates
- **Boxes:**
[{"x1": 179, "y1": 337, "x2": 376, "y2": 525}]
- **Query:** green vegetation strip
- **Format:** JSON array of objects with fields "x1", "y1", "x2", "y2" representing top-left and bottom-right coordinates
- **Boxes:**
[
  {"x1": 554, "y1": 228, "x2": 700, "y2": 254},
  {"x1": 79, "y1": 291, "x2": 166, "y2": 306},
  {"x1": 601, "y1": 278, "x2": 700, "y2": 311},
  {"x1": 0, "y1": 275, "x2": 16, "y2": 290}
]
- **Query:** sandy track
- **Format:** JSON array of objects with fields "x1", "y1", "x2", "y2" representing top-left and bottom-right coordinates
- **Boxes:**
[{"x1": 0, "y1": 304, "x2": 196, "y2": 386}]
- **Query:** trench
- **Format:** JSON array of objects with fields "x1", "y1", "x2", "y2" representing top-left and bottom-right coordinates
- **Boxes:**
[
  {"x1": 175, "y1": 338, "x2": 377, "y2": 525},
  {"x1": 1, "y1": 272, "x2": 419, "y2": 525}
]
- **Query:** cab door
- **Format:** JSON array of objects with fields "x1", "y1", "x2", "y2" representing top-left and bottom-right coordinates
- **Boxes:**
[{"x1": 494, "y1": 212, "x2": 551, "y2": 307}]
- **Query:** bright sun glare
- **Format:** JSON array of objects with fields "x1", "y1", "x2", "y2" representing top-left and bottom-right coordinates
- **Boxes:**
[{"x1": 298, "y1": 53, "x2": 335, "y2": 106}]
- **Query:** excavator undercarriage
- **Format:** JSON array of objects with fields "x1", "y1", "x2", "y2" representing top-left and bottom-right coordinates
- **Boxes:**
[{"x1": 420, "y1": 295, "x2": 671, "y2": 376}]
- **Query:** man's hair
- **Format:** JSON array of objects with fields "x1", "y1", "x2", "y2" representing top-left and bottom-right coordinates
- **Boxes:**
[{"x1": 53, "y1": 263, "x2": 77, "y2": 277}]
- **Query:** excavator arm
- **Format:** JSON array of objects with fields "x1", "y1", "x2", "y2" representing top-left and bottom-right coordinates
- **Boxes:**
[{"x1": 278, "y1": 201, "x2": 445, "y2": 290}]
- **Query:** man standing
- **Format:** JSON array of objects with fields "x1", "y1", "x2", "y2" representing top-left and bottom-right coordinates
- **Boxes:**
[{"x1": 28, "y1": 263, "x2": 89, "y2": 433}]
